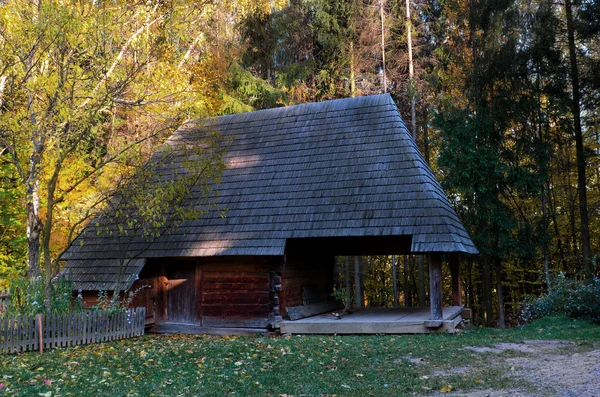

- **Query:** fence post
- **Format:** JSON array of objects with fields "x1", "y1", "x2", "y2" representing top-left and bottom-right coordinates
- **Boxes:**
[{"x1": 37, "y1": 314, "x2": 43, "y2": 354}]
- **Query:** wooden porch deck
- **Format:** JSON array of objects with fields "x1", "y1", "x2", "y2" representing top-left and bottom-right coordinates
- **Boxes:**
[{"x1": 280, "y1": 306, "x2": 465, "y2": 334}]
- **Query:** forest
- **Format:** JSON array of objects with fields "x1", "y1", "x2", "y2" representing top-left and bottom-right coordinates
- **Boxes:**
[{"x1": 0, "y1": 0, "x2": 598, "y2": 327}]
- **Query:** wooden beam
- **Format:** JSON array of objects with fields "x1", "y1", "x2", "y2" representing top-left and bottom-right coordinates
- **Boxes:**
[
  {"x1": 449, "y1": 254, "x2": 462, "y2": 307},
  {"x1": 428, "y1": 253, "x2": 443, "y2": 320}
]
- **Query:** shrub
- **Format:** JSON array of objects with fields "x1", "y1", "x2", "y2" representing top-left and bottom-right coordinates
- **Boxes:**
[
  {"x1": 92, "y1": 285, "x2": 150, "y2": 315},
  {"x1": 4, "y1": 274, "x2": 83, "y2": 316},
  {"x1": 521, "y1": 274, "x2": 600, "y2": 324}
]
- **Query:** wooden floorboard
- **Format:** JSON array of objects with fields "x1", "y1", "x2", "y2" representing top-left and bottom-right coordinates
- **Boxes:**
[{"x1": 280, "y1": 306, "x2": 465, "y2": 334}]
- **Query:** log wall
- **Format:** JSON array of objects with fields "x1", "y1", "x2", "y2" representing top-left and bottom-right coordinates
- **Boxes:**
[
  {"x1": 279, "y1": 250, "x2": 335, "y2": 318},
  {"x1": 131, "y1": 257, "x2": 281, "y2": 329},
  {"x1": 201, "y1": 258, "x2": 273, "y2": 328}
]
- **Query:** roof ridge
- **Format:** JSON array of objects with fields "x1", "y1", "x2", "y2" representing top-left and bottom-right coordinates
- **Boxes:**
[{"x1": 200, "y1": 93, "x2": 394, "y2": 124}]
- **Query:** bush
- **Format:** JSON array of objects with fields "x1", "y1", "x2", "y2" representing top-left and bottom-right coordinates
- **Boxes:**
[
  {"x1": 521, "y1": 274, "x2": 600, "y2": 324},
  {"x1": 92, "y1": 285, "x2": 150, "y2": 315},
  {"x1": 4, "y1": 275, "x2": 83, "y2": 316}
]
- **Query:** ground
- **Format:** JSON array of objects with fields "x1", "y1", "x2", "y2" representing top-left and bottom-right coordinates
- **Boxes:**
[
  {"x1": 435, "y1": 340, "x2": 600, "y2": 396},
  {"x1": 0, "y1": 316, "x2": 598, "y2": 396}
]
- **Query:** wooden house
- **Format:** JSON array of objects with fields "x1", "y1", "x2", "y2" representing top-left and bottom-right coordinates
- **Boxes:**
[{"x1": 62, "y1": 94, "x2": 477, "y2": 334}]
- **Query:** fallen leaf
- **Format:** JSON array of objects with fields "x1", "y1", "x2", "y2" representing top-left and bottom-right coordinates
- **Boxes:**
[
  {"x1": 440, "y1": 385, "x2": 453, "y2": 393},
  {"x1": 44, "y1": 379, "x2": 52, "y2": 386},
  {"x1": 140, "y1": 351, "x2": 147, "y2": 359}
]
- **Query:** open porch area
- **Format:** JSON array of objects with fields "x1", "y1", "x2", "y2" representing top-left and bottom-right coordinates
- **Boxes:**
[{"x1": 280, "y1": 306, "x2": 466, "y2": 334}]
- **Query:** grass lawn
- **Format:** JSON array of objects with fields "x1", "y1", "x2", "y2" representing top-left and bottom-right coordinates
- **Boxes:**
[{"x1": 0, "y1": 317, "x2": 598, "y2": 396}]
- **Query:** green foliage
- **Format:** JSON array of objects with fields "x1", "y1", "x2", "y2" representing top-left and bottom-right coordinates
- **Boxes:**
[
  {"x1": 521, "y1": 274, "x2": 600, "y2": 324},
  {"x1": 4, "y1": 275, "x2": 82, "y2": 316},
  {"x1": 0, "y1": 164, "x2": 27, "y2": 288},
  {"x1": 225, "y1": 63, "x2": 286, "y2": 111},
  {"x1": 331, "y1": 287, "x2": 353, "y2": 311},
  {"x1": 93, "y1": 285, "x2": 151, "y2": 315},
  {"x1": 90, "y1": 134, "x2": 227, "y2": 279},
  {"x1": 1, "y1": 317, "x2": 599, "y2": 395}
]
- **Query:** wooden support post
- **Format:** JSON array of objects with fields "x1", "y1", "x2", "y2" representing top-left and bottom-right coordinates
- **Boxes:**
[
  {"x1": 354, "y1": 256, "x2": 362, "y2": 308},
  {"x1": 428, "y1": 253, "x2": 443, "y2": 320},
  {"x1": 392, "y1": 255, "x2": 398, "y2": 307},
  {"x1": 449, "y1": 254, "x2": 462, "y2": 307},
  {"x1": 37, "y1": 314, "x2": 43, "y2": 354}
]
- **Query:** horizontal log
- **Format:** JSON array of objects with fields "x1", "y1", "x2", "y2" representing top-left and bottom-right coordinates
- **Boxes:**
[
  {"x1": 202, "y1": 292, "x2": 270, "y2": 305},
  {"x1": 202, "y1": 316, "x2": 269, "y2": 328},
  {"x1": 202, "y1": 282, "x2": 270, "y2": 292},
  {"x1": 286, "y1": 301, "x2": 344, "y2": 321},
  {"x1": 203, "y1": 274, "x2": 269, "y2": 283},
  {"x1": 203, "y1": 256, "x2": 270, "y2": 265},
  {"x1": 202, "y1": 304, "x2": 271, "y2": 317},
  {"x1": 202, "y1": 263, "x2": 269, "y2": 272},
  {"x1": 150, "y1": 323, "x2": 268, "y2": 335}
]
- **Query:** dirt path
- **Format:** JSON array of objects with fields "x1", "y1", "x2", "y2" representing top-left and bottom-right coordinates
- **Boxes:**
[{"x1": 436, "y1": 340, "x2": 600, "y2": 397}]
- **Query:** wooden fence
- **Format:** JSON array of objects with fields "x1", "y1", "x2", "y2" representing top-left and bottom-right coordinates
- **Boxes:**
[{"x1": 0, "y1": 307, "x2": 145, "y2": 354}]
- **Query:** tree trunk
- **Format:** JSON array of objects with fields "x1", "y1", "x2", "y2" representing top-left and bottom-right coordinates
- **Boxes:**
[
  {"x1": 449, "y1": 254, "x2": 461, "y2": 306},
  {"x1": 380, "y1": 0, "x2": 386, "y2": 92},
  {"x1": 354, "y1": 256, "x2": 362, "y2": 308},
  {"x1": 403, "y1": 255, "x2": 410, "y2": 306},
  {"x1": 536, "y1": 66, "x2": 551, "y2": 290},
  {"x1": 566, "y1": 154, "x2": 580, "y2": 269},
  {"x1": 495, "y1": 258, "x2": 506, "y2": 328},
  {"x1": 345, "y1": 256, "x2": 351, "y2": 305},
  {"x1": 418, "y1": 255, "x2": 425, "y2": 306},
  {"x1": 548, "y1": 184, "x2": 567, "y2": 271},
  {"x1": 392, "y1": 254, "x2": 399, "y2": 307},
  {"x1": 467, "y1": 256, "x2": 474, "y2": 309},
  {"x1": 564, "y1": 0, "x2": 592, "y2": 273},
  {"x1": 406, "y1": 0, "x2": 416, "y2": 140},
  {"x1": 26, "y1": 179, "x2": 42, "y2": 277},
  {"x1": 350, "y1": 41, "x2": 356, "y2": 97},
  {"x1": 482, "y1": 259, "x2": 493, "y2": 325},
  {"x1": 423, "y1": 107, "x2": 430, "y2": 165}
]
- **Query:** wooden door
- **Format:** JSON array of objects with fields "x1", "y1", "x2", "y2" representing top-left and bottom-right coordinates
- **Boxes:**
[{"x1": 166, "y1": 262, "x2": 196, "y2": 323}]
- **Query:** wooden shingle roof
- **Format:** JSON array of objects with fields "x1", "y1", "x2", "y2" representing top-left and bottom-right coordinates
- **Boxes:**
[{"x1": 63, "y1": 94, "x2": 477, "y2": 289}]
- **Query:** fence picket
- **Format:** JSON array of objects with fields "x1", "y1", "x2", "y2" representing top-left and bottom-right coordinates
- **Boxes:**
[{"x1": 33, "y1": 315, "x2": 38, "y2": 352}]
